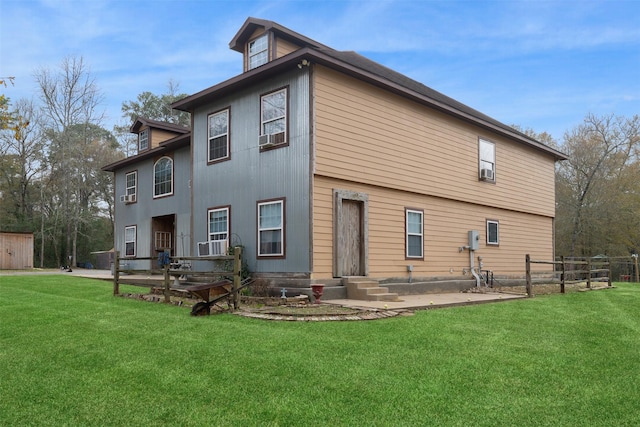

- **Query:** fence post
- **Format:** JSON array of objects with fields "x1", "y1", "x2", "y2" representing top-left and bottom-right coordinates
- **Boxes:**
[
  {"x1": 607, "y1": 259, "x2": 612, "y2": 287},
  {"x1": 560, "y1": 255, "x2": 565, "y2": 294},
  {"x1": 113, "y1": 251, "x2": 120, "y2": 296},
  {"x1": 232, "y1": 247, "x2": 242, "y2": 311},
  {"x1": 163, "y1": 262, "x2": 171, "y2": 303},
  {"x1": 586, "y1": 257, "x2": 592, "y2": 289},
  {"x1": 525, "y1": 254, "x2": 532, "y2": 297},
  {"x1": 634, "y1": 255, "x2": 639, "y2": 283}
]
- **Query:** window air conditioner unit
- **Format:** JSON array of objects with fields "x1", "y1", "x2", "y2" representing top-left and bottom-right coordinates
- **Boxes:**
[
  {"x1": 197, "y1": 239, "x2": 229, "y2": 257},
  {"x1": 120, "y1": 194, "x2": 135, "y2": 203},
  {"x1": 259, "y1": 134, "x2": 273, "y2": 147},
  {"x1": 480, "y1": 168, "x2": 494, "y2": 181}
]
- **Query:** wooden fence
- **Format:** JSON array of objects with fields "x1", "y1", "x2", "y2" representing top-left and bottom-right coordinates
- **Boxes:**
[
  {"x1": 525, "y1": 254, "x2": 613, "y2": 297},
  {"x1": 112, "y1": 247, "x2": 244, "y2": 310}
]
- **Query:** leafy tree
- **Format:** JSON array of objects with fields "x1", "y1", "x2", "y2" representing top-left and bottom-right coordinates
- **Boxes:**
[
  {"x1": 114, "y1": 79, "x2": 190, "y2": 155},
  {"x1": 0, "y1": 98, "x2": 45, "y2": 232}
]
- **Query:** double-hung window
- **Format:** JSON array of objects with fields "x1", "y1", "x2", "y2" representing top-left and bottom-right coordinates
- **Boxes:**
[
  {"x1": 124, "y1": 226, "x2": 136, "y2": 257},
  {"x1": 479, "y1": 138, "x2": 495, "y2": 181},
  {"x1": 260, "y1": 88, "x2": 287, "y2": 146},
  {"x1": 248, "y1": 34, "x2": 268, "y2": 70},
  {"x1": 125, "y1": 171, "x2": 137, "y2": 202},
  {"x1": 208, "y1": 207, "x2": 229, "y2": 242},
  {"x1": 208, "y1": 109, "x2": 229, "y2": 163},
  {"x1": 406, "y1": 209, "x2": 424, "y2": 259},
  {"x1": 153, "y1": 157, "x2": 173, "y2": 197},
  {"x1": 487, "y1": 220, "x2": 499, "y2": 246},
  {"x1": 138, "y1": 129, "x2": 149, "y2": 152},
  {"x1": 258, "y1": 199, "x2": 284, "y2": 257}
]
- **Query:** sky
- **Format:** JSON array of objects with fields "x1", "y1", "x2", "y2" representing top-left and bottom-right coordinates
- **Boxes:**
[{"x1": 1, "y1": 0, "x2": 638, "y2": 143}]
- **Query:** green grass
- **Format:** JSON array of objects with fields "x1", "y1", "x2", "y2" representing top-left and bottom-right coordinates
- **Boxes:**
[{"x1": 1, "y1": 275, "x2": 640, "y2": 426}]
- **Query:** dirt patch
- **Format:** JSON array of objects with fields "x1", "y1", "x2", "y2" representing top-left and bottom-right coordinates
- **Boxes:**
[{"x1": 117, "y1": 290, "x2": 405, "y2": 321}]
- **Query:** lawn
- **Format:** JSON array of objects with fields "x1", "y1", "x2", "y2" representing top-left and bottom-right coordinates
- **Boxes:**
[{"x1": 1, "y1": 275, "x2": 639, "y2": 426}]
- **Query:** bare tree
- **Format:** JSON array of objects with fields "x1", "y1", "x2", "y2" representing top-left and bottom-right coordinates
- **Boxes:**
[
  {"x1": 35, "y1": 55, "x2": 106, "y2": 266},
  {"x1": 556, "y1": 113, "x2": 640, "y2": 257}
]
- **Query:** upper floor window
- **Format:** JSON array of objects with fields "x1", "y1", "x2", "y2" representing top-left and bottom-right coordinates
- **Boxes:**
[
  {"x1": 153, "y1": 157, "x2": 173, "y2": 197},
  {"x1": 139, "y1": 129, "x2": 149, "y2": 152},
  {"x1": 124, "y1": 225, "x2": 136, "y2": 257},
  {"x1": 208, "y1": 207, "x2": 229, "y2": 242},
  {"x1": 479, "y1": 138, "x2": 495, "y2": 181},
  {"x1": 260, "y1": 88, "x2": 287, "y2": 146},
  {"x1": 258, "y1": 199, "x2": 284, "y2": 257},
  {"x1": 248, "y1": 34, "x2": 269, "y2": 70},
  {"x1": 125, "y1": 171, "x2": 137, "y2": 203},
  {"x1": 208, "y1": 109, "x2": 230, "y2": 163},
  {"x1": 487, "y1": 220, "x2": 499, "y2": 245},
  {"x1": 406, "y1": 209, "x2": 424, "y2": 259}
]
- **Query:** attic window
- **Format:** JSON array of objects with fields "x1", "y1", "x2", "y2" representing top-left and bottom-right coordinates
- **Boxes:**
[
  {"x1": 248, "y1": 34, "x2": 268, "y2": 70},
  {"x1": 139, "y1": 129, "x2": 149, "y2": 152}
]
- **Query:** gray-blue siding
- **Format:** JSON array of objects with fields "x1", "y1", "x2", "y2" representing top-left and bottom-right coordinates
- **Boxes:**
[{"x1": 191, "y1": 69, "x2": 312, "y2": 274}]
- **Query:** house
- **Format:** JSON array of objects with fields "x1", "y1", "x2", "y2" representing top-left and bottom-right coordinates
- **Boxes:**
[
  {"x1": 102, "y1": 118, "x2": 191, "y2": 263},
  {"x1": 103, "y1": 17, "x2": 566, "y2": 298}
]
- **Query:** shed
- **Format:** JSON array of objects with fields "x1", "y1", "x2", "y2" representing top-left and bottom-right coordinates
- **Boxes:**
[{"x1": 0, "y1": 232, "x2": 34, "y2": 270}]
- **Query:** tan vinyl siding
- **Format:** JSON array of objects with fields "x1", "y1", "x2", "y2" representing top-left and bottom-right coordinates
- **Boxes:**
[
  {"x1": 311, "y1": 176, "x2": 553, "y2": 280},
  {"x1": 150, "y1": 129, "x2": 179, "y2": 149},
  {"x1": 314, "y1": 66, "x2": 556, "y2": 218},
  {"x1": 275, "y1": 37, "x2": 301, "y2": 58}
]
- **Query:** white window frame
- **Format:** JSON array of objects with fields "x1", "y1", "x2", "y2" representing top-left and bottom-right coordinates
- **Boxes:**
[
  {"x1": 406, "y1": 209, "x2": 424, "y2": 259},
  {"x1": 139, "y1": 129, "x2": 149, "y2": 152},
  {"x1": 487, "y1": 220, "x2": 499, "y2": 246},
  {"x1": 208, "y1": 207, "x2": 229, "y2": 242},
  {"x1": 124, "y1": 225, "x2": 136, "y2": 257},
  {"x1": 153, "y1": 156, "x2": 173, "y2": 198},
  {"x1": 248, "y1": 34, "x2": 268, "y2": 70},
  {"x1": 208, "y1": 109, "x2": 230, "y2": 163},
  {"x1": 479, "y1": 138, "x2": 496, "y2": 180},
  {"x1": 125, "y1": 171, "x2": 137, "y2": 202},
  {"x1": 260, "y1": 88, "x2": 287, "y2": 145},
  {"x1": 258, "y1": 199, "x2": 284, "y2": 257}
]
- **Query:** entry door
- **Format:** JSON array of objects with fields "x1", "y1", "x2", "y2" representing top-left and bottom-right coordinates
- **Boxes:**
[
  {"x1": 151, "y1": 215, "x2": 175, "y2": 256},
  {"x1": 338, "y1": 199, "x2": 364, "y2": 276}
]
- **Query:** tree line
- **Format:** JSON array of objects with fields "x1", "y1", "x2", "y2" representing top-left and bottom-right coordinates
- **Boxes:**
[
  {"x1": 1, "y1": 55, "x2": 638, "y2": 267},
  {"x1": 0, "y1": 56, "x2": 188, "y2": 267}
]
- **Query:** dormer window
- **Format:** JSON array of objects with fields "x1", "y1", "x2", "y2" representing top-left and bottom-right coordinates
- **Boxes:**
[
  {"x1": 248, "y1": 34, "x2": 269, "y2": 70},
  {"x1": 139, "y1": 129, "x2": 149, "y2": 152}
]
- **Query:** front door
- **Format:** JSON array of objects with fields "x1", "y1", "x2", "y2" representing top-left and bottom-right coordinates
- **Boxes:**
[
  {"x1": 333, "y1": 190, "x2": 368, "y2": 277},
  {"x1": 151, "y1": 214, "x2": 175, "y2": 256},
  {"x1": 340, "y1": 200, "x2": 363, "y2": 276}
]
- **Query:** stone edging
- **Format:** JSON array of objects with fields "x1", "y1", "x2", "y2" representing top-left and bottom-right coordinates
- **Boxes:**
[{"x1": 234, "y1": 309, "x2": 411, "y2": 321}]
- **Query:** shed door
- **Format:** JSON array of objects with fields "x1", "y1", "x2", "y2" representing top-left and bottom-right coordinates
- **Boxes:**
[{"x1": 338, "y1": 200, "x2": 364, "y2": 276}]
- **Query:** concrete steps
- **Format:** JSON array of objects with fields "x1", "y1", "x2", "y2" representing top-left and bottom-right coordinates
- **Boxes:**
[{"x1": 345, "y1": 278, "x2": 402, "y2": 302}]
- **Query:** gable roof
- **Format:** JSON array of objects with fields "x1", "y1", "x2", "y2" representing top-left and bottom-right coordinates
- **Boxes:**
[
  {"x1": 129, "y1": 117, "x2": 190, "y2": 134},
  {"x1": 101, "y1": 132, "x2": 190, "y2": 172},
  {"x1": 229, "y1": 17, "x2": 330, "y2": 53},
  {"x1": 174, "y1": 18, "x2": 566, "y2": 161}
]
